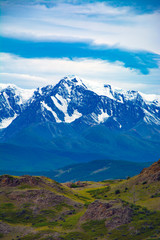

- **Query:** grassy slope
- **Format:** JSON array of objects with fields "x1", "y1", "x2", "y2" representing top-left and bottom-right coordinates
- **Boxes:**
[{"x1": 0, "y1": 175, "x2": 160, "y2": 240}]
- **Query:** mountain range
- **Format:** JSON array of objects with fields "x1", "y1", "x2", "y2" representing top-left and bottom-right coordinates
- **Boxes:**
[
  {"x1": 0, "y1": 160, "x2": 151, "y2": 182},
  {"x1": 0, "y1": 75, "x2": 160, "y2": 171}
]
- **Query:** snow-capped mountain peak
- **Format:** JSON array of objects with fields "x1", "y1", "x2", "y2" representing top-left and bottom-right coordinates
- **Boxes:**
[
  {"x1": 139, "y1": 92, "x2": 160, "y2": 106},
  {"x1": 102, "y1": 84, "x2": 160, "y2": 106},
  {"x1": 0, "y1": 76, "x2": 160, "y2": 130},
  {"x1": 0, "y1": 83, "x2": 35, "y2": 104},
  {"x1": 57, "y1": 75, "x2": 87, "y2": 94},
  {"x1": 63, "y1": 75, "x2": 86, "y2": 87},
  {"x1": 0, "y1": 84, "x2": 35, "y2": 129},
  {"x1": 0, "y1": 83, "x2": 17, "y2": 90}
]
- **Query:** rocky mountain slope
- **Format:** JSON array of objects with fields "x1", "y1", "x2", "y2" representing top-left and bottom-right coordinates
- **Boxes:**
[
  {"x1": 0, "y1": 84, "x2": 34, "y2": 129},
  {"x1": 0, "y1": 160, "x2": 160, "y2": 240},
  {"x1": 135, "y1": 159, "x2": 160, "y2": 183},
  {"x1": 0, "y1": 76, "x2": 160, "y2": 170},
  {"x1": 1, "y1": 76, "x2": 160, "y2": 130}
]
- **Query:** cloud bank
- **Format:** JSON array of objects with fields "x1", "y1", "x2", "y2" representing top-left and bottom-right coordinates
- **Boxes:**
[
  {"x1": 1, "y1": 2, "x2": 160, "y2": 53},
  {"x1": 0, "y1": 0, "x2": 160, "y2": 93},
  {"x1": 1, "y1": 53, "x2": 160, "y2": 94}
]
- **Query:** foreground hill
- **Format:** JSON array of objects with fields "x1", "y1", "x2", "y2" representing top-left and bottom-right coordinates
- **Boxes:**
[
  {"x1": 0, "y1": 76, "x2": 160, "y2": 171},
  {"x1": 0, "y1": 160, "x2": 160, "y2": 240}
]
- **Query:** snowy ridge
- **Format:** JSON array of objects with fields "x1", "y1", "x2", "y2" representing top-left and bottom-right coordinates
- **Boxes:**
[
  {"x1": 41, "y1": 101, "x2": 62, "y2": 123},
  {"x1": 143, "y1": 109, "x2": 160, "y2": 125},
  {"x1": 0, "y1": 84, "x2": 35, "y2": 129},
  {"x1": 0, "y1": 114, "x2": 17, "y2": 129},
  {"x1": 63, "y1": 75, "x2": 87, "y2": 88},
  {"x1": 0, "y1": 83, "x2": 35, "y2": 103},
  {"x1": 139, "y1": 92, "x2": 160, "y2": 106},
  {"x1": 0, "y1": 83, "x2": 17, "y2": 90},
  {"x1": 52, "y1": 94, "x2": 82, "y2": 123},
  {"x1": 96, "y1": 83, "x2": 160, "y2": 106},
  {"x1": 0, "y1": 75, "x2": 160, "y2": 129}
]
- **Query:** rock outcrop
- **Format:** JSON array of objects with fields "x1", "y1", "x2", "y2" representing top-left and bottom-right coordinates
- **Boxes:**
[
  {"x1": 137, "y1": 159, "x2": 160, "y2": 184},
  {"x1": 81, "y1": 199, "x2": 133, "y2": 229},
  {"x1": 0, "y1": 175, "x2": 42, "y2": 187},
  {"x1": 64, "y1": 181, "x2": 88, "y2": 188},
  {"x1": 0, "y1": 222, "x2": 13, "y2": 235}
]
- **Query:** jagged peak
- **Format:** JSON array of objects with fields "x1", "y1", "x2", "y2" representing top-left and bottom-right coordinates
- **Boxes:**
[
  {"x1": 139, "y1": 91, "x2": 160, "y2": 106},
  {"x1": 0, "y1": 83, "x2": 35, "y2": 103},
  {"x1": 0, "y1": 83, "x2": 17, "y2": 91},
  {"x1": 59, "y1": 75, "x2": 87, "y2": 89}
]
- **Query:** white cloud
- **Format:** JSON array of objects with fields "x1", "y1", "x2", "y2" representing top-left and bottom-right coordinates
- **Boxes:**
[
  {"x1": 0, "y1": 52, "x2": 160, "y2": 94},
  {"x1": 1, "y1": 2, "x2": 160, "y2": 54}
]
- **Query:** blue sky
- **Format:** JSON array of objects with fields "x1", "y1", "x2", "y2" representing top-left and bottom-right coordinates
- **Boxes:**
[{"x1": 0, "y1": 0, "x2": 160, "y2": 93}]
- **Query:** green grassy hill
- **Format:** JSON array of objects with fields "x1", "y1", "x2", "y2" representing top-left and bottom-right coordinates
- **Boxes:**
[{"x1": 0, "y1": 160, "x2": 160, "y2": 240}]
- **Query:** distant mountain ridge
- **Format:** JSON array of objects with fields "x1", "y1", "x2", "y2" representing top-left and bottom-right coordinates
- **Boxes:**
[
  {"x1": 0, "y1": 76, "x2": 160, "y2": 170},
  {"x1": 0, "y1": 159, "x2": 151, "y2": 182}
]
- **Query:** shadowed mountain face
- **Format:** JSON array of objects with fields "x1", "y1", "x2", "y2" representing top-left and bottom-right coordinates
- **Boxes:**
[
  {"x1": 0, "y1": 76, "x2": 160, "y2": 171},
  {"x1": 1, "y1": 76, "x2": 160, "y2": 131},
  {"x1": 0, "y1": 160, "x2": 151, "y2": 182}
]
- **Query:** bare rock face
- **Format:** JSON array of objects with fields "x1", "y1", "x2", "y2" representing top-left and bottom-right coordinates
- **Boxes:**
[
  {"x1": 64, "y1": 181, "x2": 88, "y2": 188},
  {"x1": 105, "y1": 204, "x2": 133, "y2": 230},
  {"x1": 0, "y1": 222, "x2": 13, "y2": 234},
  {"x1": 81, "y1": 199, "x2": 133, "y2": 230},
  {"x1": 137, "y1": 159, "x2": 160, "y2": 184}
]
